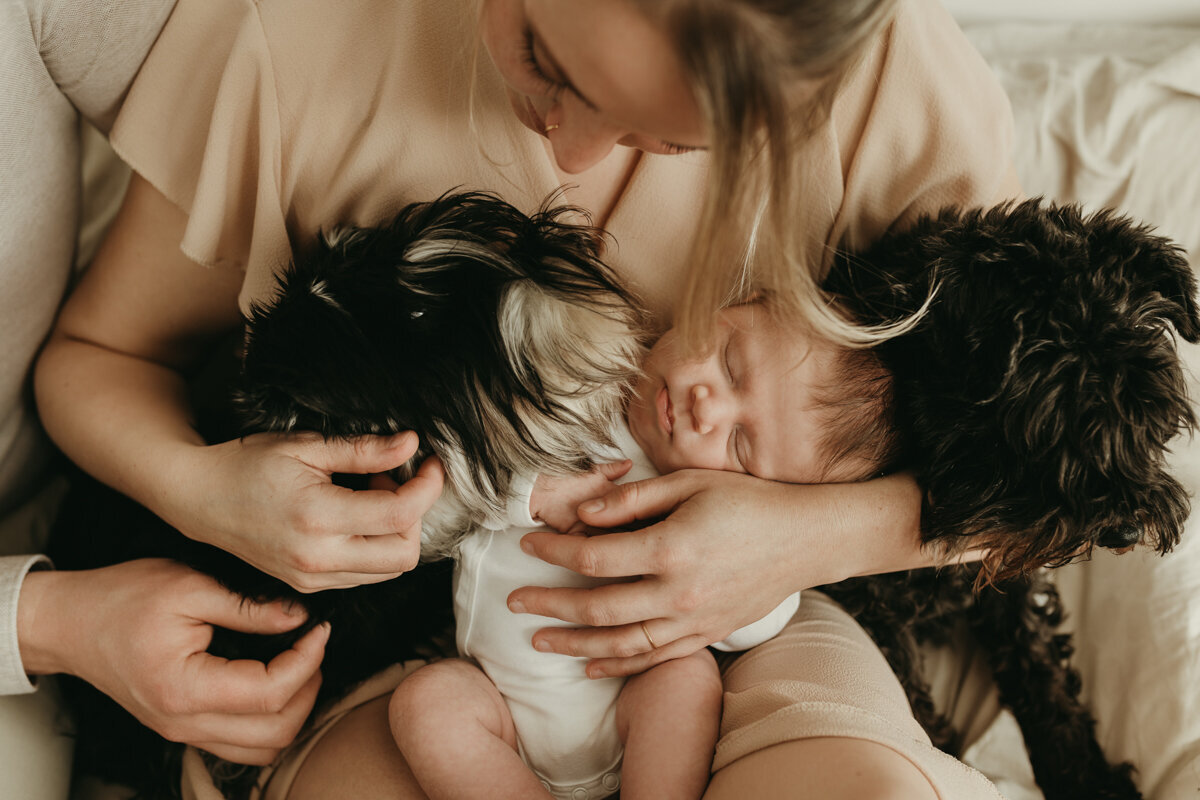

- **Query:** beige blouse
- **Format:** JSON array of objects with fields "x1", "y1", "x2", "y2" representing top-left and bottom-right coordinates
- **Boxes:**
[{"x1": 110, "y1": 0, "x2": 1021, "y2": 323}]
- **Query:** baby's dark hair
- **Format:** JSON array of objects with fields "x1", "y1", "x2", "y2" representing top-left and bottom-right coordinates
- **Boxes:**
[{"x1": 811, "y1": 339, "x2": 900, "y2": 483}]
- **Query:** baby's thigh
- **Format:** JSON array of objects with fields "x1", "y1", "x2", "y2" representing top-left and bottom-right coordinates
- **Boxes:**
[
  {"x1": 616, "y1": 649, "x2": 722, "y2": 732},
  {"x1": 389, "y1": 658, "x2": 517, "y2": 749}
]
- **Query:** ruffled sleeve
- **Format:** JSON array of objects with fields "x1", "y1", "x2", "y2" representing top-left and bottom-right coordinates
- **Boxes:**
[{"x1": 109, "y1": 0, "x2": 290, "y2": 290}]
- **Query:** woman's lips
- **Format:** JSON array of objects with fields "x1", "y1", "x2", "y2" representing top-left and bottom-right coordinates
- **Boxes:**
[{"x1": 657, "y1": 385, "x2": 674, "y2": 435}]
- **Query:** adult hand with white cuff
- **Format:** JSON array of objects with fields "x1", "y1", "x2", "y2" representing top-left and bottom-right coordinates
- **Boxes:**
[
  {"x1": 17, "y1": 558, "x2": 329, "y2": 764},
  {"x1": 509, "y1": 468, "x2": 927, "y2": 678}
]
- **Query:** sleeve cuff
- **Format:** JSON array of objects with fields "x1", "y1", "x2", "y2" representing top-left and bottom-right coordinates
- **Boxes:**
[
  {"x1": 481, "y1": 474, "x2": 538, "y2": 531},
  {"x1": 711, "y1": 591, "x2": 802, "y2": 653},
  {"x1": 0, "y1": 555, "x2": 53, "y2": 695}
]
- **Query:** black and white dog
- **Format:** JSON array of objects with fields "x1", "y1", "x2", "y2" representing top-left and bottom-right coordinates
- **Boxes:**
[
  {"x1": 51, "y1": 191, "x2": 649, "y2": 798},
  {"x1": 50, "y1": 193, "x2": 1196, "y2": 800}
]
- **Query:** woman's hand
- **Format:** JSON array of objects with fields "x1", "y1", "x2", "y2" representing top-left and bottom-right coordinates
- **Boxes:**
[
  {"x1": 509, "y1": 468, "x2": 927, "y2": 677},
  {"x1": 19, "y1": 559, "x2": 329, "y2": 765},
  {"x1": 170, "y1": 430, "x2": 445, "y2": 592},
  {"x1": 508, "y1": 469, "x2": 831, "y2": 677}
]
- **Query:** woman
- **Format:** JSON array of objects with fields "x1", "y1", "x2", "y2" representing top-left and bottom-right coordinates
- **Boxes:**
[{"x1": 34, "y1": 0, "x2": 1021, "y2": 796}]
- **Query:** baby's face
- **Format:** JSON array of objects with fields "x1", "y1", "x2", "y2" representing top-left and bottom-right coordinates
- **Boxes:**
[{"x1": 628, "y1": 303, "x2": 856, "y2": 484}]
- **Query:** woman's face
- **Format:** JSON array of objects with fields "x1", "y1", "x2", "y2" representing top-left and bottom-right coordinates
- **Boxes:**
[{"x1": 480, "y1": 0, "x2": 707, "y2": 174}]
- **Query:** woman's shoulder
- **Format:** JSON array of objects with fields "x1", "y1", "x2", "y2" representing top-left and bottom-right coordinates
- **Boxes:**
[
  {"x1": 854, "y1": 0, "x2": 1005, "y2": 100},
  {"x1": 827, "y1": 0, "x2": 1020, "y2": 247}
]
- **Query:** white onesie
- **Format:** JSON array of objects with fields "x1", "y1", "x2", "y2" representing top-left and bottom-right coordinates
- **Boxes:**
[{"x1": 450, "y1": 423, "x2": 801, "y2": 800}]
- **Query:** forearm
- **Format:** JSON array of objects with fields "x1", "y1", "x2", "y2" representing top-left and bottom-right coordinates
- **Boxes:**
[
  {"x1": 13, "y1": 569, "x2": 71, "y2": 677},
  {"x1": 34, "y1": 172, "x2": 244, "y2": 530},
  {"x1": 771, "y1": 472, "x2": 945, "y2": 588},
  {"x1": 35, "y1": 334, "x2": 205, "y2": 515}
]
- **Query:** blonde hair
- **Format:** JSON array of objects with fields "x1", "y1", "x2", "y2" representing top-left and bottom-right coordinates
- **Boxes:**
[{"x1": 635, "y1": 0, "x2": 902, "y2": 351}]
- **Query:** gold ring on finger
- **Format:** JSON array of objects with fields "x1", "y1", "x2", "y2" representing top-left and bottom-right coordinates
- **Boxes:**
[{"x1": 640, "y1": 621, "x2": 658, "y2": 650}]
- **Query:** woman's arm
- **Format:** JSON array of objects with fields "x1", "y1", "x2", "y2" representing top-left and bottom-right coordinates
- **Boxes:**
[
  {"x1": 34, "y1": 174, "x2": 444, "y2": 591},
  {"x1": 507, "y1": 468, "x2": 934, "y2": 677}
]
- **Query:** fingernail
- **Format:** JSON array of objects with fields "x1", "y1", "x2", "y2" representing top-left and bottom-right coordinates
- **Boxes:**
[
  {"x1": 587, "y1": 665, "x2": 606, "y2": 679},
  {"x1": 580, "y1": 499, "x2": 605, "y2": 513},
  {"x1": 509, "y1": 598, "x2": 526, "y2": 614},
  {"x1": 532, "y1": 638, "x2": 551, "y2": 652},
  {"x1": 520, "y1": 538, "x2": 535, "y2": 555},
  {"x1": 283, "y1": 600, "x2": 306, "y2": 616}
]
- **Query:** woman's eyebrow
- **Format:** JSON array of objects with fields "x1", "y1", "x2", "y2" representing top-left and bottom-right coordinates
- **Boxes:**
[{"x1": 527, "y1": 21, "x2": 601, "y2": 113}]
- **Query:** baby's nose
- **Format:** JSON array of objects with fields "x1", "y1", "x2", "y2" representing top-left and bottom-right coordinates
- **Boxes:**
[{"x1": 691, "y1": 385, "x2": 728, "y2": 434}]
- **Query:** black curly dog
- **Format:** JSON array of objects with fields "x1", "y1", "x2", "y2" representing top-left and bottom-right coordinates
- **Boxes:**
[
  {"x1": 821, "y1": 199, "x2": 1198, "y2": 800},
  {"x1": 49, "y1": 194, "x2": 1197, "y2": 800}
]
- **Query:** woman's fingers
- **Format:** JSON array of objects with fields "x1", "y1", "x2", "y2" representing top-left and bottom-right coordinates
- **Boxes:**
[
  {"x1": 576, "y1": 470, "x2": 701, "y2": 528},
  {"x1": 266, "y1": 455, "x2": 443, "y2": 588},
  {"x1": 517, "y1": 526, "x2": 661, "y2": 580},
  {"x1": 528, "y1": 614, "x2": 679, "y2": 660},
  {"x1": 186, "y1": 670, "x2": 325, "y2": 762},
  {"x1": 184, "y1": 623, "x2": 332, "y2": 716},
  {"x1": 584, "y1": 634, "x2": 713, "y2": 679},
  {"x1": 319, "y1": 454, "x2": 444, "y2": 540},
  {"x1": 510, "y1": 579, "x2": 663, "y2": 628},
  {"x1": 295, "y1": 430, "x2": 420, "y2": 474}
]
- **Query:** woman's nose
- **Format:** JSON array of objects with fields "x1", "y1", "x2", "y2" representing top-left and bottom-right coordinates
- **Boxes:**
[
  {"x1": 545, "y1": 106, "x2": 625, "y2": 174},
  {"x1": 690, "y1": 384, "x2": 730, "y2": 435}
]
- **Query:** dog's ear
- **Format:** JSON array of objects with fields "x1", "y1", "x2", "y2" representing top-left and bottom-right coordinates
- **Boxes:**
[{"x1": 1084, "y1": 207, "x2": 1200, "y2": 344}]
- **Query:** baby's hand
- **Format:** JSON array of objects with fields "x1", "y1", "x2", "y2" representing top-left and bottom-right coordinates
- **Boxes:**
[{"x1": 530, "y1": 461, "x2": 633, "y2": 534}]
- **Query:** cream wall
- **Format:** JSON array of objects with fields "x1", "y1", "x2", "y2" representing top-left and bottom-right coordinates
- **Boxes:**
[{"x1": 942, "y1": 0, "x2": 1200, "y2": 24}]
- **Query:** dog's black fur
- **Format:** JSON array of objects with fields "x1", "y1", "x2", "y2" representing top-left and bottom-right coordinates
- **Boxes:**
[
  {"x1": 49, "y1": 195, "x2": 1197, "y2": 800},
  {"x1": 821, "y1": 199, "x2": 1199, "y2": 800}
]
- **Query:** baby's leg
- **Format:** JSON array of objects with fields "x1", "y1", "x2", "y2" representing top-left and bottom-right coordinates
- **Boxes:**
[
  {"x1": 616, "y1": 649, "x2": 723, "y2": 800},
  {"x1": 389, "y1": 659, "x2": 553, "y2": 800}
]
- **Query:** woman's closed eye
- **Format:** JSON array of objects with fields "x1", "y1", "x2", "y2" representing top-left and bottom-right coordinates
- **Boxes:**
[{"x1": 520, "y1": 29, "x2": 567, "y2": 100}]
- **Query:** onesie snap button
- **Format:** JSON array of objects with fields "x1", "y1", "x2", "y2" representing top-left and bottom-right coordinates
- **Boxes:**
[
  {"x1": 601, "y1": 773, "x2": 620, "y2": 791},
  {"x1": 571, "y1": 789, "x2": 590, "y2": 800}
]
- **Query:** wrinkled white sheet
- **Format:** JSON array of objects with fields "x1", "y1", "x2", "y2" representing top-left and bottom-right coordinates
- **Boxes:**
[
  {"x1": 968, "y1": 24, "x2": 1200, "y2": 261},
  {"x1": 932, "y1": 23, "x2": 1200, "y2": 800}
]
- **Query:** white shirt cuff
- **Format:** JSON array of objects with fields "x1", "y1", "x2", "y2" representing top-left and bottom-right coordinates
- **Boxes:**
[
  {"x1": 0, "y1": 555, "x2": 52, "y2": 695},
  {"x1": 481, "y1": 474, "x2": 538, "y2": 530},
  {"x1": 711, "y1": 592, "x2": 802, "y2": 652}
]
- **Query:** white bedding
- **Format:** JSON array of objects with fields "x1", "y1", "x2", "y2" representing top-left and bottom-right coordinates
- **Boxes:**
[{"x1": 939, "y1": 21, "x2": 1200, "y2": 800}]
